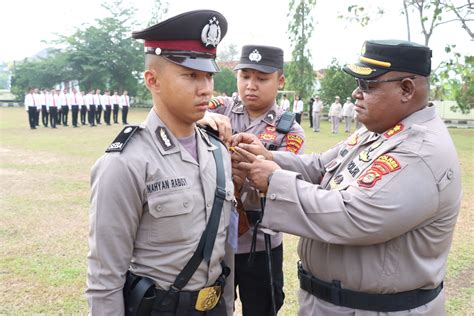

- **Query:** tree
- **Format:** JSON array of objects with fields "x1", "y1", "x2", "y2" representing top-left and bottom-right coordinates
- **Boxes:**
[
  {"x1": 318, "y1": 59, "x2": 357, "y2": 109},
  {"x1": 214, "y1": 68, "x2": 237, "y2": 96},
  {"x1": 217, "y1": 44, "x2": 239, "y2": 62},
  {"x1": 286, "y1": 0, "x2": 316, "y2": 100}
]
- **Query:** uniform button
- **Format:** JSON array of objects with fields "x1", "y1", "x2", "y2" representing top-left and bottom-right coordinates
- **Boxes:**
[
  {"x1": 226, "y1": 191, "x2": 232, "y2": 199},
  {"x1": 270, "y1": 193, "x2": 277, "y2": 200},
  {"x1": 183, "y1": 201, "x2": 189, "y2": 208},
  {"x1": 156, "y1": 205, "x2": 162, "y2": 212},
  {"x1": 447, "y1": 169, "x2": 454, "y2": 180},
  {"x1": 207, "y1": 201, "x2": 212, "y2": 208}
]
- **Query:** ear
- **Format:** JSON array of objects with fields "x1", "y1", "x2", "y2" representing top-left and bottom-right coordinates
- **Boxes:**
[
  {"x1": 278, "y1": 74, "x2": 286, "y2": 90},
  {"x1": 144, "y1": 70, "x2": 160, "y2": 93},
  {"x1": 400, "y1": 78, "x2": 415, "y2": 103}
]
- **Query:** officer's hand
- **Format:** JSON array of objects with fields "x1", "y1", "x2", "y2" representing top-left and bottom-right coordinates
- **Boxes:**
[
  {"x1": 231, "y1": 133, "x2": 273, "y2": 161},
  {"x1": 233, "y1": 146, "x2": 280, "y2": 193},
  {"x1": 197, "y1": 112, "x2": 232, "y2": 146}
]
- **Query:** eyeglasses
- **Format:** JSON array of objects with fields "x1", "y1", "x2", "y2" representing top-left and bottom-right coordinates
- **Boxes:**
[{"x1": 356, "y1": 75, "x2": 417, "y2": 92}]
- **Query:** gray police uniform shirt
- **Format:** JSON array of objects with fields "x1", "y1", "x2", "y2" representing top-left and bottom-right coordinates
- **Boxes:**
[
  {"x1": 209, "y1": 96, "x2": 305, "y2": 253},
  {"x1": 86, "y1": 109, "x2": 235, "y2": 315},
  {"x1": 261, "y1": 104, "x2": 461, "y2": 315}
]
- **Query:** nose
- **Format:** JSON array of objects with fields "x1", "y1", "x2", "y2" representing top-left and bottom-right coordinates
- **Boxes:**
[
  {"x1": 198, "y1": 75, "x2": 213, "y2": 96},
  {"x1": 246, "y1": 78, "x2": 257, "y2": 91},
  {"x1": 352, "y1": 87, "x2": 363, "y2": 99}
]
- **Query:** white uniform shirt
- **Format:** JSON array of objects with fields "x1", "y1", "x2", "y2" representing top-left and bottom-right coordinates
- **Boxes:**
[
  {"x1": 329, "y1": 102, "x2": 342, "y2": 117},
  {"x1": 312, "y1": 100, "x2": 323, "y2": 113},
  {"x1": 293, "y1": 100, "x2": 304, "y2": 114},
  {"x1": 120, "y1": 95, "x2": 130, "y2": 108},
  {"x1": 24, "y1": 93, "x2": 34, "y2": 111},
  {"x1": 342, "y1": 101, "x2": 355, "y2": 117}
]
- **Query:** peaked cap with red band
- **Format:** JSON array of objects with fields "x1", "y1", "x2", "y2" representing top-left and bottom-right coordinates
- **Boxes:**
[{"x1": 132, "y1": 10, "x2": 228, "y2": 73}]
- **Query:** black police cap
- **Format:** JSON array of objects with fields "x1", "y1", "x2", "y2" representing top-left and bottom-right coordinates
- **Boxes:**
[
  {"x1": 343, "y1": 40, "x2": 432, "y2": 79},
  {"x1": 132, "y1": 10, "x2": 228, "y2": 73},
  {"x1": 234, "y1": 45, "x2": 284, "y2": 74}
]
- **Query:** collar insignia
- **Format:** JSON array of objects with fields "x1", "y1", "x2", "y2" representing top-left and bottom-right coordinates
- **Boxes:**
[
  {"x1": 201, "y1": 16, "x2": 221, "y2": 47},
  {"x1": 264, "y1": 110, "x2": 276, "y2": 123},
  {"x1": 384, "y1": 123, "x2": 404, "y2": 138},
  {"x1": 156, "y1": 126, "x2": 175, "y2": 150},
  {"x1": 249, "y1": 49, "x2": 262, "y2": 62}
]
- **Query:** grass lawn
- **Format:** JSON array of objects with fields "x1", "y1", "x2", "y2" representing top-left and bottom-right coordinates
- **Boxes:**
[{"x1": 1, "y1": 107, "x2": 472, "y2": 315}]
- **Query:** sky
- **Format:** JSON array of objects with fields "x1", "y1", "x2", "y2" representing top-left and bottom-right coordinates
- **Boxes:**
[{"x1": 1, "y1": 0, "x2": 472, "y2": 70}]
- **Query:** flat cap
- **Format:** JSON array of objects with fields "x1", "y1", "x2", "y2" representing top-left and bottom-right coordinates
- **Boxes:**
[
  {"x1": 343, "y1": 40, "x2": 432, "y2": 79},
  {"x1": 234, "y1": 45, "x2": 284, "y2": 74},
  {"x1": 132, "y1": 10, "x2": 227, "y2": 73}
]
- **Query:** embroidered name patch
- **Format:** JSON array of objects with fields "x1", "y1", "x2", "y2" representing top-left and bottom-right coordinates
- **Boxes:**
[
  {"x1": 357, "y1": 154, "x2": 401, "y2": 188},
  {"x1": 146, "y1": 176, "x2": 191, "y2": 194}
]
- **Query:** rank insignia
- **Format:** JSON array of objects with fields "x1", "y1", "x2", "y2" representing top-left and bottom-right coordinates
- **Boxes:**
[
  {"x1": 264, "y1": 110, "x2": 276, "y2": 123},
  {"x1": 347, "y1": 133, "x2": 359, "y2": 146},
  {"x1": 201, "y1": 16, "x2": 221, "y2": 47},
  {"x1": 156, "y1": 126, "x2": 175, "y2": 150},
  {"x1": 286, "y1": 134, "x2": 304, "y2": 154},
  {"x1": 383, "y1": 123, "x2": 404, "y2": 138},
  {"x1": 105, "y1": 125, "x2": 140, "y2": 153},
  {"x1": 357, "y1": 154, "x2": 401, "y2": 188}
]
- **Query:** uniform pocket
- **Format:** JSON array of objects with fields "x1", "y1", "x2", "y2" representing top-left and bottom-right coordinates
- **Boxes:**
[{"x1": 147, "y1": 191, "x2": 196, "y2": 245}]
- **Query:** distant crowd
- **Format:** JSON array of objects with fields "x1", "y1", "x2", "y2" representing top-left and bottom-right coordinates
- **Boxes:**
[
  {"x1": 279, "y1": 94, "x2": 362, "y2": 134},
  {"x1": 24, "y1": 88, "x2": 131, "y2": 129}
]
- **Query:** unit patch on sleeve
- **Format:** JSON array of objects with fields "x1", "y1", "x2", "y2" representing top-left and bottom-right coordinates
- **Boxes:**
[
  {"x1": 208, "y1": 97, "x2": 225, "y2": 110},
  {"x1": 106, "y1": 125, "x2": 140, "y2": 153},
  {"x1": 357, "y1": 154, "x2": 401, "y2": 188},
  {"x1": 286, "y1": 134, "x2": 304, "y2": 154}
]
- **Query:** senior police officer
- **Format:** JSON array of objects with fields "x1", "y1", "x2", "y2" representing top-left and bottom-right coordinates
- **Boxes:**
[
  {"x1": 86, "y1": 10, "x2": 236, "y2": 316},
  {"x1": 232, "y1": 40, "x2": 461, "y2": 315},
  {"x1": 200, "y1": 45, "x2": 305, "y2": 315}
]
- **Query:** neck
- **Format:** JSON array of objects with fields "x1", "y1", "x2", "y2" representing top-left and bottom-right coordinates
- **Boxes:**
[
  {"x1": 153, "y1": 106, "x2": 195, "y2": 138},
  {"x1": 246, "y1": 104, "x2": 274, "y2": 120}
]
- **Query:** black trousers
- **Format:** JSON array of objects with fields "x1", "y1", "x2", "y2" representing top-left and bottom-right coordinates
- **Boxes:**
[
  {"x1": 104, "y1": 105, "x2": 112, "y2": 125},
  {"x1": 41, "y1": 105, "x2": 48, "y2": 127},
  {"x1": 309, "y1": 111, "x2": 313, "y2": 128},
  {"x1": 234, "y1": 243, "x2": 284, "y2": 316},
  {"x1": 71, "y1": 105, "x2": 79, "y2": 127},
  {"x1": 27, "y1": 106, "x2": 36, "y2": 129},
  {"x1": 96, "y1": 105, "x2": 103, "y2": 124},
  {"x1": 80, "y1": 105, "x2": 88, "y2": 125},
  {"x1": 295, "y1": 113, "x2": 302, "y2": 124},
  {"x1": 122, "y1": 106, "x2": 129, "y2": 124},
  {"x1": 61, "y1": 106, "x2": 69, "y2": 126},
  {"x1": 113, "y1": 104, "x2": 119, "y2": 123},
  {"x1": 89, "y1": 105, "x2": 96, "y2": 126},
  {"x1": 35, "y1": 109, "x2": 40, "y2": 126},
  {"x1": 49, "y1": 107, "x2": 58, "y2": 128}
]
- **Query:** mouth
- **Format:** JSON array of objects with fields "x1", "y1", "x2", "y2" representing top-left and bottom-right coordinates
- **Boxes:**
[
  {"x1": 245, "y1": 94, "x2": 258, "y2": 101},
  {"x1": 195, "y1": 101, "x2": 209, "y2": 110}
]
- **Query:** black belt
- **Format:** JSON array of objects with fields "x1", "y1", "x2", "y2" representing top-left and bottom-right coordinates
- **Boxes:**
[
  {"x1": 245, "y1": 210, "x2": 261, "y2": 226},
  {"x1": 152, "y1": 286, "x2": 223, "y2": 313},
  {"x1": 298, "y1": 262, "x2": 443, "y2": 312}
]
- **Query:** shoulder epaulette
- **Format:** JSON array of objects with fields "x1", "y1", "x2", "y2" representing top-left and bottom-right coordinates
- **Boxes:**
[
  {"x1": 196, "y1": 124, "x2": 226, "y2": 147},
  {"x1": 105, "y1": 125, "x2": 140, "y2": 153}
]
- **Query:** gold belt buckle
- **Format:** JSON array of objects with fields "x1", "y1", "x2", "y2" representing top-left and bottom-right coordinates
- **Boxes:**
[{"x1": 195, "y1": 285, "x2": 222, "y2": 311}]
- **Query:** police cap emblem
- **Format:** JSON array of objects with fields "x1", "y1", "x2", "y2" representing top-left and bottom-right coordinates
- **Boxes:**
[
  {"x1": 201, "y1": 16, "x2": 221, "y2": 47},
  {"x1": 249, "y1": 49, "x2": 262, "y2": 63}
]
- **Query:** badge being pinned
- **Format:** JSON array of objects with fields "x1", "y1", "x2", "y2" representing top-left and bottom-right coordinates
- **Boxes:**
[
  {"x1": 201, "y1": 16, "x2": 221, "y2": 47},
  {"x1": 357, "y1": 154, "x2": 401, "y2": 188}
]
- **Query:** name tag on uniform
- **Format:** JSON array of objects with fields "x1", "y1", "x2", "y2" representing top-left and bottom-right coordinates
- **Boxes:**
[
  {"x1": 146, "y1": 176, "x2": 191, "y2": 195},
  {"x1": 227, "y1": 208, "x2": 239, "y2": 251}
]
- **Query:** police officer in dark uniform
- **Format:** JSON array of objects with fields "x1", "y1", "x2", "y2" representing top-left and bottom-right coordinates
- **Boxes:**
[{"x1": 86, "y1": 10, "x2": 236, "y2": 316}]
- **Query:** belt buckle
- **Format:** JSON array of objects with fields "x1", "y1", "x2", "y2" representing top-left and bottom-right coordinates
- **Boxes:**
[{"x1": 195, "y1": 285, "x2": 221, "y2": 311}]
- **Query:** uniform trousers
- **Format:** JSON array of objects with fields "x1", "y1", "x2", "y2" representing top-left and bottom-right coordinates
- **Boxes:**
[
  {"x1": 89, "y1": 105, "x2": 96, "y2": 126},
  {"x1": 113, "y1": 104, "x2": 119, "y2": 123},
  {"x1": 49, "y1": 107, "x2": 58, "y2": 128},
  {"x1": 122, "y1": 106, "x2": 129, "y2": 124},
  {"x1": 344, "y1": 116, "x2": 352, "y2": 132},
  {"x1": 295, "y1": 113, "x2": 302, "y2": 124},
  {"x1": 312, "y1": 112, "x2": 320, "y2": 132},
  {"x1": 80, "y1": 105, "x2": 88, "y2": 125},
  {"x1": 27, "y1": 106, "x2": 37, "y2": 129},
  {"x1": 34, "y1": 108, "x2": 40, "y2": 126},
  {"x1": 41, "y1": 105, "x2": 48, "y2": 127},
  {"x1": 235, "y1": 243, "x2": 284, "y2": 316},
  {"x1": 61, "y1": 106, "x2": 69, "y2": 126},
  {"x1": 330, "y1": 116, "x2": 339, "y2": 133},
  {"x1": 104, "y1": 105, "x2": 112, "y2": 125},
  {"x1": 71, "y1": 105, "x2": 79, "y2": 127},
  {"x1": 96, "y1": 105, "x2": 103, "y2": 124}
]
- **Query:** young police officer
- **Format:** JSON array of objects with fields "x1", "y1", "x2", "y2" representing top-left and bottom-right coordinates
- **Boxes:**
[
  {"x1": 86, "y1": 10, "x2": 236, "y2": 315},
  {"x1": 233, "y1": 39, "x2": 461, "y2": 315},
  {"x1": 202, "y1": 45, "x2": 305, "y2": 315}
]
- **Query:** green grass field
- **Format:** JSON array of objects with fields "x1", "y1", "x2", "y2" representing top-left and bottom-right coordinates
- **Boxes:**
[{"x1": 1, "y1": 107, "x2": 473, "y2": 315}]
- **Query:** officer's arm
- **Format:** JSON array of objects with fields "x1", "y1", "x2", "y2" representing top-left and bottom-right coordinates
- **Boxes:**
[{"x1": 86, "y1": 155, "x2": 144, "y2": 315}]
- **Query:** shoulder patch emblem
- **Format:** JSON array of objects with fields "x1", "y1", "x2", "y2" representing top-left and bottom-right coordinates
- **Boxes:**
[
  {"x1": 347, "y1": 133, "x2": 359, "y2": 146},
  {"x1": 106, "y1": 125, "x2": 140, "y2": 153},
  {"x1": 383, "y1": 123, "x2": 404, "y2": 138},
  {"x1": 208, "y1": 97, "x2": 225, "y2": 110},
  {"x1": 258, "y1": 126, "x2": 277, "y2": 142},
  {"x1": 156, "y1": 126, "x2": 175, "y2": 151},
  {"x1": 286, "y1": 134, "x2": 304, "y2": 154},
  {"x1": 357, "y1": 154, "x2": 401, "y2": 188}
]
